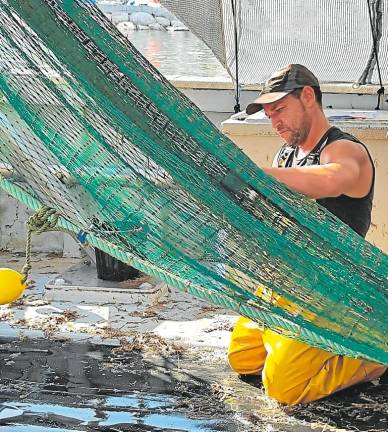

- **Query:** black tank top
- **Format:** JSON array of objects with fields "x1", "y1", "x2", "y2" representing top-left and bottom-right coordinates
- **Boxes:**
[{"x1": 276, "y1": 126, "x2": 375, "y2": 238}]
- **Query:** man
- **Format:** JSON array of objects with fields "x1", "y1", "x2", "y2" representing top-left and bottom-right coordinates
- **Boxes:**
[{"x1": 228, "y1": 64, "x2": 386, "y2": 405}]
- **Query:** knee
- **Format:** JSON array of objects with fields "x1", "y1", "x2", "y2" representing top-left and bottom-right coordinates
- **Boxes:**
[
  {"x1": 228, "y1": 316, "x2": 266, "y2": 375},
  {"x1": 228, "y1": 346, "x2": 263, "y2": 375},
  {"x1": 262, "y1": 355, "x2": 309, "y2": 405},
  {"x1": 262, "y1": 357, "x2": 310, "y2": 405},
  {"x1": 262, "y1": 376, "x2": 303, "y2": 406},
  {"x1": 261, "y1": 331, "x2": 319, "y2": 405}
]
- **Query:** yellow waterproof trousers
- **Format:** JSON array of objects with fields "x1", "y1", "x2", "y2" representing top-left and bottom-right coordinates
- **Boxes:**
[{"x1": 228, "y1": 316, "x2": 386, "y2": 405}]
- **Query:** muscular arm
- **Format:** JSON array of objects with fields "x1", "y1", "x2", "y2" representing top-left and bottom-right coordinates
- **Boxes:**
[{"x1": 264, "y1": 140, "x2": 372, "y2": 199}]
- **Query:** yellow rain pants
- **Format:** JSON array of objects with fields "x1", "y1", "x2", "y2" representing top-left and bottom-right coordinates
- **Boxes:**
[{"x1": 228, "y1": 316, "x2": 386, "y2": 405}]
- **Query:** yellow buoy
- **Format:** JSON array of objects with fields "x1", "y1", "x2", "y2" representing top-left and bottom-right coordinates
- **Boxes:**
[{"x1": 0, "y1": 268, "x2": 26, "y2": 304}]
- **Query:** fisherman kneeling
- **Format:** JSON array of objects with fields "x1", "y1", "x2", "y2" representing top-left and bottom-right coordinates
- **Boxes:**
[{"x1": 228, "y1": 64, "x2": 387, "y2": 405}]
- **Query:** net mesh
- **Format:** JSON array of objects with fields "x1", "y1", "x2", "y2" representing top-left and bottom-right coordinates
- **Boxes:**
[
  {"x1": 0, "y1": 0, "x2": 387, "y2": 364},
  {"x1": 162, "y1": 0, "x2": 388, "y2": 85}
]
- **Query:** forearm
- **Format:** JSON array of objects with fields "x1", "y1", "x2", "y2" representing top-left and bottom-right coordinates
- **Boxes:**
[{"x1": 263, "y1": 164, "x2": 346, "y2": 199}]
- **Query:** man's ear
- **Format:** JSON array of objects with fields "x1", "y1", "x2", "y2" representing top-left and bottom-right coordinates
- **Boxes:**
[{"x1": 301, "y1": 86, "x2": 316, "y2": 107}]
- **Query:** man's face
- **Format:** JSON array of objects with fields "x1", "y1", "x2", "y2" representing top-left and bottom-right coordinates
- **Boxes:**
[{"x1": 263, "y1": 91, "x2": 311, "y2": 147}]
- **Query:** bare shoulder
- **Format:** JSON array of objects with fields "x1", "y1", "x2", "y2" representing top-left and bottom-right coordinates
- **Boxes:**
[
  {"x1": 320, "y1": 139, "x2": 373, "y2": 197},
  {"x1": 320, "y1": 139, "x2": 372, "y2": 164}
]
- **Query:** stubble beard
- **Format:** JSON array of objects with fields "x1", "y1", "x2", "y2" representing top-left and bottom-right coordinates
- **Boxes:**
[
  {"x1": 288, "y1": 126, "x2": 309, "y2": 147},
  {"x1": 287, "y1": 111, "x2": 311, "y2": 148}
]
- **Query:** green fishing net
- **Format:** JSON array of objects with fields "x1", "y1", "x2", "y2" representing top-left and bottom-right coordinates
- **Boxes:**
[{"x1": 0, "y1": 1, "x2": 386, "y2": 364}]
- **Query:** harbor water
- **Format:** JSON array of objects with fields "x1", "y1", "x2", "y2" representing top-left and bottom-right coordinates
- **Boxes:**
[{"x1": 123, "y1": 30, "x2": 229, "y2": 79}]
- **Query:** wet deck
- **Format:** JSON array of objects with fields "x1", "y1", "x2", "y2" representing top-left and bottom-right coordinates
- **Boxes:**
[{"x1": 0, "y1": 252, "x2": 386, "y2": 431}]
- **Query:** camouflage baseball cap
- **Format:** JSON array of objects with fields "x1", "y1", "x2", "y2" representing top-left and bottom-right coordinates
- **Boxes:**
[{"x1": 246, "y1": 64, "x2": 320, "y2": 115}]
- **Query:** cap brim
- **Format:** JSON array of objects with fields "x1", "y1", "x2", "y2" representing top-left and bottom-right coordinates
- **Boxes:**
[
  {"x1": 245, "y1": 91, "x2": 291, "y2": 115},
  {"x1": 245, "y1": 103, "x2": 263, "y2": 115}
]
